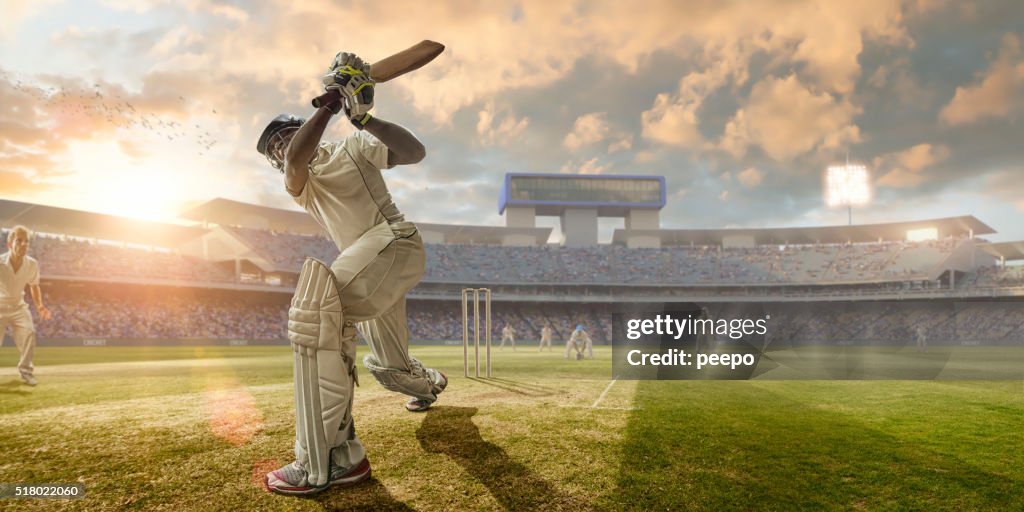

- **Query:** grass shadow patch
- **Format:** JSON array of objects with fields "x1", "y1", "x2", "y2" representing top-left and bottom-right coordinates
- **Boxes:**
[
  {"x1": 603, "y1": 380, "x2": 1023, "y2": 511},
  {"x1": 417, "y1": 406, "x2": 590, "y2": 511},
  {"x1": 0, "y1": 379, "x2": 31, "y2": 395}
]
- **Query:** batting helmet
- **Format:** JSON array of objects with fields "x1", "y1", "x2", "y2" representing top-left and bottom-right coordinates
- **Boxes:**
[{"x1": 257, "y1": 113, "x2": 305, "y2": 171}]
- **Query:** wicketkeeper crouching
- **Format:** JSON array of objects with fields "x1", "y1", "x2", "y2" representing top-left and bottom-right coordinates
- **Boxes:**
[
  {"x1": 566, "y1": 324, "x2": 593, "y2": 359},
  {"x1": 256, "y1": 51, "x2": 447, "y2": 496}
]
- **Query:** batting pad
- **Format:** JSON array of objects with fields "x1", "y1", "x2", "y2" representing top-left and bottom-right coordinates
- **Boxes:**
[{"x1": 288, "y1": 258, "x2": 357, "y2": 488}]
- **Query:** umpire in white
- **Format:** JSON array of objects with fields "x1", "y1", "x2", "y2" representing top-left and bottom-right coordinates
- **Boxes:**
[{"x1": 257, "y1": 52, "x2": 446, "y2": 495}]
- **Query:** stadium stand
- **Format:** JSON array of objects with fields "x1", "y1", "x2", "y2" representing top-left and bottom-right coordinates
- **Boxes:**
[
  {"x1": 13, "y1": 233, "x2": 236, "y2": 284},
  {"x1": 2, "y1": 231, "x2": 1019, "y2": 284},
  {"x1": 3, "y1": 198, "x2": 1024, "y2": 345},
  {"x1": 5, "y1": 230, "x2": 974, "y2": 286},
  {"x1": 29, "y1": 286, "x2": 614, "y2": 343},
  {"x1": 24, "y1": 286, "x2": 1024, "y2": 345}
]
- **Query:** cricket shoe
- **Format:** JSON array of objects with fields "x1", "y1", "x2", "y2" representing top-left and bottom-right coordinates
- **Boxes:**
[
  {"x1": 21, "y1": 375, "x2": 37, "y2": 386},
  {"x1": 265, "y1": 458, "x2": 371, "y2": 496},
  {"x1": 406, "y1": 372, "x2": 447, "y2": 412}
]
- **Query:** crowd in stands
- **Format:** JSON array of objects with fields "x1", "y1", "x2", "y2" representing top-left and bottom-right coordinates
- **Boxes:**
[
  {"x1": 24, "y1": 287, "x2": 613, "y2": 343},
  {"x1": 16, "y1": 285, "x2": 1024, "y2": 344},
  {"x1": 426, "y1": 239, "x2": 962, "y2": 285},
  {"x1": 969, "y1": 265, "x2": 1024, "y2": 288},
  {"x1": 39, "y1": 289, "x2": 286, "y2": 339},
  {"x1": 13, "y1": 233, "x2": 236, "y2": 284},
  {"x1": 223, "y1": 226, "x2": 337, "y2": 270},
  {"x1": 226, "y1": 228, "x2": 966, "y2": 286},
  {"x1": 762, "y1": 301, "x2": 1024, "y2": 344},
  {"x1": 406, "y1": 301, "x2": 613, "y2": 343},
  {"x1": 6, "y1": 228, "x2": 1024, "y2": 291}
]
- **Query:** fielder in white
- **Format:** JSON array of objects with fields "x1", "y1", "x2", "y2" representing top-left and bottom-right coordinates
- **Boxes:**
[
  {"x1": 257, "y1": 52, "x2": 446, "y2": 496},
  {"x1": 539, "y1": 323, "x2": 553, "y2": 351},
  {"x1": 0, "y1": 226, "x2": 52, "y2": 386},
  {"x1": 500, "y1": 324, "x2": 516, "y2": 350},
  {"x1": 566, "y1": 324, "x2": 593, "y2": 359}
]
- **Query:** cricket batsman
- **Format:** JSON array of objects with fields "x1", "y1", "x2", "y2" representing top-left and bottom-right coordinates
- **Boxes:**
[
  {"x1": 0, "y1": 226, "x2": 52, "y2": 386},
  {"x1": 566, "y1": 324, "x2": 593, "y2": 359},
  {"x1": 257, "y1": 52, "x2": 447, "y2": 495}
]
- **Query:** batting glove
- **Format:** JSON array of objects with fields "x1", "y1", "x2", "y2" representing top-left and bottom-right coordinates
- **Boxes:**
[
  {"x1": 329, "y1": 52, "x2": 370, "y2": 75},
  {"x1": 322, "y1": 67, "x2": 375, "y2": 120}
]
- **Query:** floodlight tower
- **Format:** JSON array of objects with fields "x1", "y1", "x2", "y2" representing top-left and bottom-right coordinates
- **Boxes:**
[{"x1": 824, "y1": 161, "x2": 871, "y2": 226}]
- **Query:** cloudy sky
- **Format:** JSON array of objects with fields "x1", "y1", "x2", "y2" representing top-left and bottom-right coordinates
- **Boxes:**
[{"x1": 2, "y1": 0, "x2": 1023, "y2": 242}]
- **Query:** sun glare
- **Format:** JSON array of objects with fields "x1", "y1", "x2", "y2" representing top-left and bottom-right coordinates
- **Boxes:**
[{"x1": 55, "y1": 140, "x2": 191, "y2": 222}]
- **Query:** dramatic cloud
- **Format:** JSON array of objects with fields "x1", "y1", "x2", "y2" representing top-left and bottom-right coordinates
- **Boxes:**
[
  {"x1": 783, "y1": 1, "x2": 910, "y2": 95},
  {"x1": 641, "y1": 88, "x2": 706, "y2": 150},
  {"x1": 564, "y1": 112, "x2": 633, "y2": 156},
  {"x1": 476, "y1": 102, "x2": 529, "y2": 147},
  {"x1": 561, "y1": 157, "x2": 612, "y2": 175},
  {"x1": 719, "y1": 75, "x2": 861, "y2": 162},
  {"x1": 607, "y1": 136, "x2": 633, "y2": 154},
  {"x1": 983, "y1": 169, "x2": 1024, "y2": 211},
  {"x1": 1, "y1": 0, "x2": 1023, "y2": 239},
  {"x1": 737, "y1": 167, "x2": 765, "y2": 187},
  {"x1": 564, "y1": 113, "x2": 611, "y2": 151},
  {"x1": 940, "y1": 33, "x2": 1024, "y2": 125},
  {"x1": 876, "y1": 143, "x2": 951, "y2": 188}
]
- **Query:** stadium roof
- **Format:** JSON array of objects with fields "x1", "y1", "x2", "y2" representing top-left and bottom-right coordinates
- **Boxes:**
[
  {"x1": 181, "y1": 198, "x2": 556, "y2": 245},
  {"x1": 977, "y1": 241, "x2": 1024, "y2": 261},
  {"x1": 612, "y1": 216, "x2": 995, "y2": 246},
  {"x1": 179, "y1": 198, "x2": 322, "y2": 235},
  {"x1": 418, "y1": 223, "x2": 553, "y2": 245},
  {"x1": 0, "y1": 198, "x2": 206, "y2": 247},
  {"x1": 174, "y1": 198, "x2": 1001, "y2": 248}
]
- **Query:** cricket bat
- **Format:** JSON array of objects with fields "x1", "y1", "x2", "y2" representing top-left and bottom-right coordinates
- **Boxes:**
[{"x1": 311, "y1": 40, "x2": 445, "y2": 108}]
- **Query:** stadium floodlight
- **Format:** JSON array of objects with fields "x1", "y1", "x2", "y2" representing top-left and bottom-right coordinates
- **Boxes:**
[
  {"x1": 825, "y1": 164, "x2": 871, "y2": 225},
  {"x1": 907, "y1": 227, "x2": 938, "y2": 242}
]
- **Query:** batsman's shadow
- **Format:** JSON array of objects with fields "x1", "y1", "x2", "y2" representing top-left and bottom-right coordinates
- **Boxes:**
[
  {"x1": 0, "y1": 380, "x2": 31, "y2": 395},
  {"x1": 416, "y1": 406, "x2": 587, "y2": 511},
  {"x1": 311, "y1": 475, "x2": 413, "y2": 511}
]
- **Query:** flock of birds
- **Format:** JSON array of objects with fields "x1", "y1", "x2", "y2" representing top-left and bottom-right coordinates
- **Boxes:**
[
  {"x1": 2, "y1": 70, "x2": 220, "y2": 157},
  {"x1": 1, "y1": 70, "x2": 435, "y2": 194}
]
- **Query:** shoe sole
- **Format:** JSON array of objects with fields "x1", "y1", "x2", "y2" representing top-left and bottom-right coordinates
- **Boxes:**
[
  {"x1": 266, "y1": 461, "x2": 371, "y2": 496},
  {"x1": 405, "y1": 401, "x2": 433, "y2": 412},
  {"x1": 404, "y1": 371, "x2": 446, "y2": 413}
]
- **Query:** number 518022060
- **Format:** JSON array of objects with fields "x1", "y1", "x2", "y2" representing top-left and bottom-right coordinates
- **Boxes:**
[{"x1": 1, "y1": 483, "x2": 85, "y2": 499}]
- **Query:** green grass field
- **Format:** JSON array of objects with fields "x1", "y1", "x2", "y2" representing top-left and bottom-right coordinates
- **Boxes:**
[{"x1": 1, "y1": 345, "x2": 1022, "y2": 511}]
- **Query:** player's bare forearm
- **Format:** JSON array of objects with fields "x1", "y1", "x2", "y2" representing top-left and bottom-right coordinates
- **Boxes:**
[
  {"x1": 363, "y1": 117, "x2": 425, "y2": 166},
  {"x1": 29, "y1": 285, "x2": 44, "y2": 309},
  {"x1": 284, "y1": 107, "x2": 334, "y2": 194},
  {"x1": 29, "y1": 284, "x2": 50, "y2": 319}
]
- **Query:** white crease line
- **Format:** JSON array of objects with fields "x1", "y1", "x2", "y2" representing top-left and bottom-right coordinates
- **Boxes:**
[
  {"x1": 591, "y1": 378, "x2": 618, "y2": 408},
  {"x1": 559, "y1": 404, "x2": 639, "y2": 411}
]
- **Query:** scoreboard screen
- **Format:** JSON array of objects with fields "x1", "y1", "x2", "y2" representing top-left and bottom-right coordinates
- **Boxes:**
[{"x1": 505, "y1": 175, "x2": 664, "y2": 205}]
